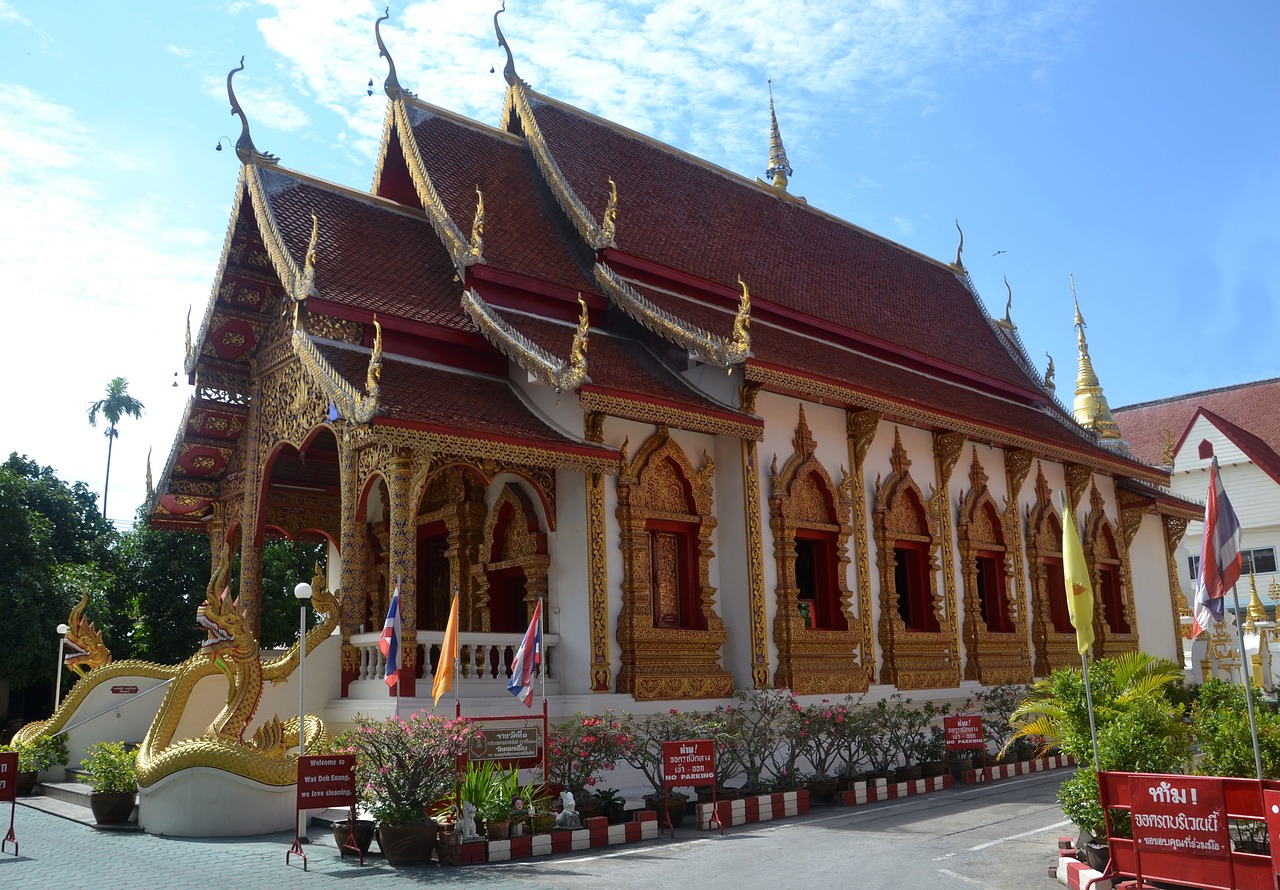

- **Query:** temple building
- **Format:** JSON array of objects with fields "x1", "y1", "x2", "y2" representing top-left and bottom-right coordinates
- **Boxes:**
[{"x1": 149, "y1": 10, "x2": 1201, "y2": 713}]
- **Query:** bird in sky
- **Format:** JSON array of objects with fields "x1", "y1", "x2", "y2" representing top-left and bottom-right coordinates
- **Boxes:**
[{"x1": 992, "y1": 249, "x2": 1007, "y2": 256}]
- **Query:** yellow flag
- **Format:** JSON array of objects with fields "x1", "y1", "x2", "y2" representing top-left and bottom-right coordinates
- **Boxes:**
[
  {"x1": 1062, "y1": 493, "x2": 1095, "y2": 656},
  {"x1": 432, "y1": 593, "x2": 459, "y2": 705}
]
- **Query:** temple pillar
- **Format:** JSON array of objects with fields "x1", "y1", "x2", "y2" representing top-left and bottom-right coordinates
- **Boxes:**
[
  {"x1": 337, "y1": 425, "x2": 364, "y2": 696},
  {"x1": 386, "y1": 451, "x2": 417, "y2": 696}
]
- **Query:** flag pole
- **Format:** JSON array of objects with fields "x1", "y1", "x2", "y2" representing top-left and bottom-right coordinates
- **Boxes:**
[
  {"x1": 538, "y1": 594, "x2": 547, "y2": 709},
  {"x1": 395, "y1": 576, "x2": 402, "y2": 709},
  {"x1": 1229, "y1": 581, "x2": 1264, "y2": 780},
  {"x1": 453, "y1": 586, "x2": 462, "y2": 718},
  {"x1": 1080, "y1": 653, "x2": 1101, "y2": 773}
]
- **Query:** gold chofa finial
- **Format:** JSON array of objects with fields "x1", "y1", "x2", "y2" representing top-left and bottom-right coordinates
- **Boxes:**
[
  {"x1": 765, "y1": 80, "x2": 793, "y2": 192},
  {"x1": 375, "y1": 7, "x2": 415, "y2": 100},
  {"x1": 226, "y1": 57, "x2": 278, "y2": 166},
  {"x1": 494, "y1": 3, "x2": 526, "y2": 88},
  {"x1": 952, "y1": 219, "x2": 965, "y2": 270}
]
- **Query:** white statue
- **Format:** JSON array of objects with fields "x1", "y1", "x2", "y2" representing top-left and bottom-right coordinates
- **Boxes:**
[
  {"x1": 458, "y1": 801, "x2": 480, "y2": 840},
  {"x1": 554, "y1": 790, "x2": 581, "y2": 829}
]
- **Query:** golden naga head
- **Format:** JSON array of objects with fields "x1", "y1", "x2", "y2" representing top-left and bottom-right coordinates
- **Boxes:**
[
  {"x1": 64, "y1": 589, "x2": 112, "y2": 677},
  {"x1": 197, "y1": 586, "x2": 252, "y2": 661}
]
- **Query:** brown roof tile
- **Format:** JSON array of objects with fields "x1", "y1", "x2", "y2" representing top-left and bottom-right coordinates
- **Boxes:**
[{"x1": 526, "y1": 95, "x2": 1035, "y2": 392}]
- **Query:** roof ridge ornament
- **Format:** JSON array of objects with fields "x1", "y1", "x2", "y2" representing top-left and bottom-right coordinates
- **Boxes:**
[
  {"x1": 756, "y1": 81, "x2": 805, "y2": 203},
  {"x1": 950, "y1": 219, "x2": 965, "y2": 271},
  {"x1": 470, "y1": 187, "x2": 485, "y2": 262},
  {"x1": 375, "y1": 7, "x2": 416, "y2": 100},
  {"x1": 226, "y1": 57, "x2": 279, "y2": 166},
  {"x1": 993, "y1": 275, "x2": 1016, "y2": 331},
  {"x1": 461, "y1": 288, "x2": 590, "y2": 391},
  {"x1": 593, "y1": 263, "x2": 751, "y2": 369},
  {"x1": 290, "y1": 313, "x2": 382, "y2": 425},
  {"x1": 600, "y1": 177, "x2": 618, "y2": 245},
  {"x1": 765, "y1": 80, "x2": 792, "y2": 191},
  {"x1": 494, "y1": 3, "x2": 528, "y2": 88}
]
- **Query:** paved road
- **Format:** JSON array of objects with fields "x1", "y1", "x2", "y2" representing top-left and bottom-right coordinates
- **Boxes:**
[{"x1": 3, "y1": 771, "x2": 1071, "y2": 889}]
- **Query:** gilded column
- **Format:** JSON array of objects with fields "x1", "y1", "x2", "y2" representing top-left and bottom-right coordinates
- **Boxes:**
[
  {"x1": 1003, "y1": 449, "x2": 1034, "y2": 660},
  {"x1": 933, "y1": 431, "x2": 966, "y2": 670},
  {"x1": 337, "y1": 425, "x2": 364, "y2": 694},
  {"x1": 585, "y1": 412, "x2": 612, "y2": 692},
  {"x1": 1163, "y1": 516, "x2": 1190, "y2": 662},
  {"x1": 845, "y1": 408, "x2": 879, "y2": 683},
  {"x1": 386, "y1": 450, "x2": 417, "y2": 695},
  {"x1": 741, "y1": 385, "x2": 770, "y2": 688},
  {"x1": 238, "y1": 382, "x2": 265, "y2": 638}
]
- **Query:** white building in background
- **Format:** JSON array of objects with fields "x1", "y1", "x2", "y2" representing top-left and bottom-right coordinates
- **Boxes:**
[{"x1": 1114, "y1": 378, "x2": 1280, "y2": 616}]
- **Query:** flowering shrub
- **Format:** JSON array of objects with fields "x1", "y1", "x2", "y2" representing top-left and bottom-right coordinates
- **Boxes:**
[
  {"x1": 340, "y1": 712, "x2": 481, "y2": 826},
  {"x1": 622, "y1": 708, "x2": 713, "y2": 794},
  {"x1": 543, "y1": 709, "x2": 635, "y2": 797},
  {"x1": 793, "y1": 700, "x2": 852, "y2": 780},
  {"x1": 713, "y1": 688, "x2": 797, "y2": 793}
]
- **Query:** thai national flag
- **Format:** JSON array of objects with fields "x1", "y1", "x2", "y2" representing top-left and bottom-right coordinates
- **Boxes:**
[
  {"x1": 1192, "y1": 458, "x2": 1242, "y2": 637},
  {"x1": 379, "y1": 583, "x2": 402, "y2": 687},
  {"x1": 507, "y1": 599, "x2": 542, "y2": 707}
]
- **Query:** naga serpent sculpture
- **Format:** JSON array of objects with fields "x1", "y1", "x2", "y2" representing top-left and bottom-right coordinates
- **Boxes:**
[
  {"x1": 63, "y1": 589, "x2": 113, "y2": 677},
  {"x1": 135, "y1": 563, "x2": 342, "y2": 788}
]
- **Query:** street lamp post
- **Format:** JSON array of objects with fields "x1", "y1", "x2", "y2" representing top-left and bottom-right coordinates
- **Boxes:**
[
  {"x1": 54, "y1": 623, "x2": 70, "y2": 711},
  {"x1": 293, "y1": 582, "x2": 312, "y2": 755},
  {"x1": 294, "y1": 581, "x2": 312, "y2": 843}
]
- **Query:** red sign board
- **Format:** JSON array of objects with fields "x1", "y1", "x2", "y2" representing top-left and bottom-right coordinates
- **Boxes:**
[
  {"x1": 111, "y1": 686, "x2": 139, "y2": 695},
  {"x1": 943, "y1": 715, "x2": 984, "y2": 750},
  {"x1": 1129, "y1": 774, "x2": 1230, "y2": 887},
  {"x1": 0, "y1": 752, "x2": 16, "y2": 804},
  {"x1": 662, "y1": 739, "x2": 716, "y2": 787},
  {"x1": 296, "y1": 754, "x2": 355, "y2": 809}
]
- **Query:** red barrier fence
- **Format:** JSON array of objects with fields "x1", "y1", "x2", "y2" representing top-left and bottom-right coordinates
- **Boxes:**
[{"x1": 1098, "y1": 771, "x2": 1280, "y2": 889}]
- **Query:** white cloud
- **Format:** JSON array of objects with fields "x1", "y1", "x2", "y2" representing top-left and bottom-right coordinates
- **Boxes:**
[
  {"x1": 0, "y1": 1, "x2": 28, "y2": 25},
  {"x1": 0, "y1": 81, "x2": 214, "y2": 524}
]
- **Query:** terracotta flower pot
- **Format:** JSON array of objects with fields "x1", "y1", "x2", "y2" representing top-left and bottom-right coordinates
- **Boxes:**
[
  {"x1": 487, "y1": 818, "x2": 511, "y2": 840},
  {"x1": 16, "y1": 771, "x2": 38, "y2": 796},
  {"x1": 89, "y1": 791, "x2": 136, "y2": 825},
  {"x1": 333, "y1": 819, "x2": 376, "y2": 856},
  {"x1": 377, "y1": 820, "x2": 438, "y2": 866}
]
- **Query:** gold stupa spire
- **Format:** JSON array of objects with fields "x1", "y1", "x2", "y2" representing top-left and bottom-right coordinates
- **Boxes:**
[
  {"x1": 1246, "y1": 569, "x2": 1268, "y2": 633},
  {"x1": 765, "y1": 80, "x2": 792, "y2": 192},
  {"x1": 1070, "y1": 274, "x2": 1122, "y2": 441}
]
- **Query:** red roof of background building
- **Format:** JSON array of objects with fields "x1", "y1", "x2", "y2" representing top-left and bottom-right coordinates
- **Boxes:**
[{"x1": 1113, "y1": 378, "x2": 1280, "y2": 468}]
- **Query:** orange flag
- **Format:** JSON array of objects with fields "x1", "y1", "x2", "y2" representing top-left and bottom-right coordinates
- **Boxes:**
[{"x1": 432, "y1": 593, "x2": 459, "y2": 706}]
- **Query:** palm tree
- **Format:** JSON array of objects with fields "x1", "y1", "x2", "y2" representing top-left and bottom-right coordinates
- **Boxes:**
[{"x1": 88, "y1": 376, "x2": 145, "y2": 518}]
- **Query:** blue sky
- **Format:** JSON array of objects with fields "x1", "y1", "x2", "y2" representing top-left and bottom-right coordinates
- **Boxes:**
[{"x1": 1, "y1": 0, "x2": 1277, "y2": 527}]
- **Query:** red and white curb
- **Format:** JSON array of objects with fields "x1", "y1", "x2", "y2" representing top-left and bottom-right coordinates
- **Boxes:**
[
  {"x1": 479, "y1": 812, "x2": 659, "y2": 863},
  {"x1": 955, "y1": 753, "x2": 1075, "y2": 784},
  {"x1": 840, "y1": 773, "x2": 951, "y2": 805},
  {"x1": 695, "y1": 790, "x2": 810, "y2": 830},
  {"x1": 1053, "y1": 836, "x2": 1112, "y2": 890}
]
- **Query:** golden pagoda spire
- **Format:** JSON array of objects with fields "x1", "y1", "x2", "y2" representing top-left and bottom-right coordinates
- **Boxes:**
[
  {"x1": 1070, "y1": 274, "x2": 1122, "y2": 441},
  {"x1": 765, "y1": 80, "x2": 793, "y2": 193},
  {"x1": 1246, "y1": 569, "x2": 1267, "y2": 633}
]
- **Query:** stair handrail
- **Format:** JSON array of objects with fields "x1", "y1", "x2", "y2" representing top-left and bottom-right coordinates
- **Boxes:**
[{"x1": 58, "y1": 677, "x2": 175, "y2": 737}]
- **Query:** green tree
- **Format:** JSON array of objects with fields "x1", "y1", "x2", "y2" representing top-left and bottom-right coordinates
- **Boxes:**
[
  {"x1": 87, "y1": 377, "x2": 144, "y2": 517},
  {"x1": 0, "y1": 454, "x2": 115, "y2": 692},
  {"x1": 110, "y1": 514, "x2": 211, "y2": 663}
]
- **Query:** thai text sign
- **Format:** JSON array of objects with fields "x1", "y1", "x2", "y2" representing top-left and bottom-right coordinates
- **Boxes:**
[
  {"x1": 468, "y1": 717, "x2": 544, "y2": 768},
  {"x1": 943, "y1": 715, "x2": 984, "y2": 750},
  {"x1": 111, "y1": 685, "x2": 139, "y2": 694},
  {"x1": 663, "y1": 740, "x2": 716, "y2": 787},
  {"x1": 1130, "y1": 775, "x2": 1230, "y2": 887},
  {"x1": 0, "y1": 751, "x2": 16, "y2": 803},
  {"x1": 296, "y1": 754, "x2": 355, "y2": 809}
]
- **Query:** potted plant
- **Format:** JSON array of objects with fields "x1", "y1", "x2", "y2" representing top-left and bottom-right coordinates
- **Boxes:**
[
  {"x1": 622, "y1": 708, "x2": 709, "y2": 825},
  {"x1": 1004, "y1": 652, "x2": 1191, "y2": 862},
  {"x1": 80, "y1": 741, "x2": 137, "y2": 825},
  {"x1": 482, "y1": 767, "x2": 521, "y2": 840},
  {"x1": 711, "y1": 688, "x2": 796, "y2": 795},
  {"x1": 11, "y1": 733, "x2": 69, "y2": 793},
  {"x1": 594, "y1": 788, "x2": 627, "y2": 824},
  {"x1": 541, "y1": 709, "x2": 635, "y2": 814},
  {"x1": 348, "y1": 712, "x2": 481, "y2": 866}
]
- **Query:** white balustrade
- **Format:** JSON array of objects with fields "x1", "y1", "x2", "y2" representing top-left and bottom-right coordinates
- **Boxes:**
[{"x1": 347, "y1": 629, "x2": 558, "y2": 698}]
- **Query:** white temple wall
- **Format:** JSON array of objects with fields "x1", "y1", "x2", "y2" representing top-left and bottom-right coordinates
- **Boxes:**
[
  {"x1": 1129, "y1": 511, "x2": 1180, "y2": 663},
  {"x1": 547, "y1": 467, "x2": 594, "y2": 696}
]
